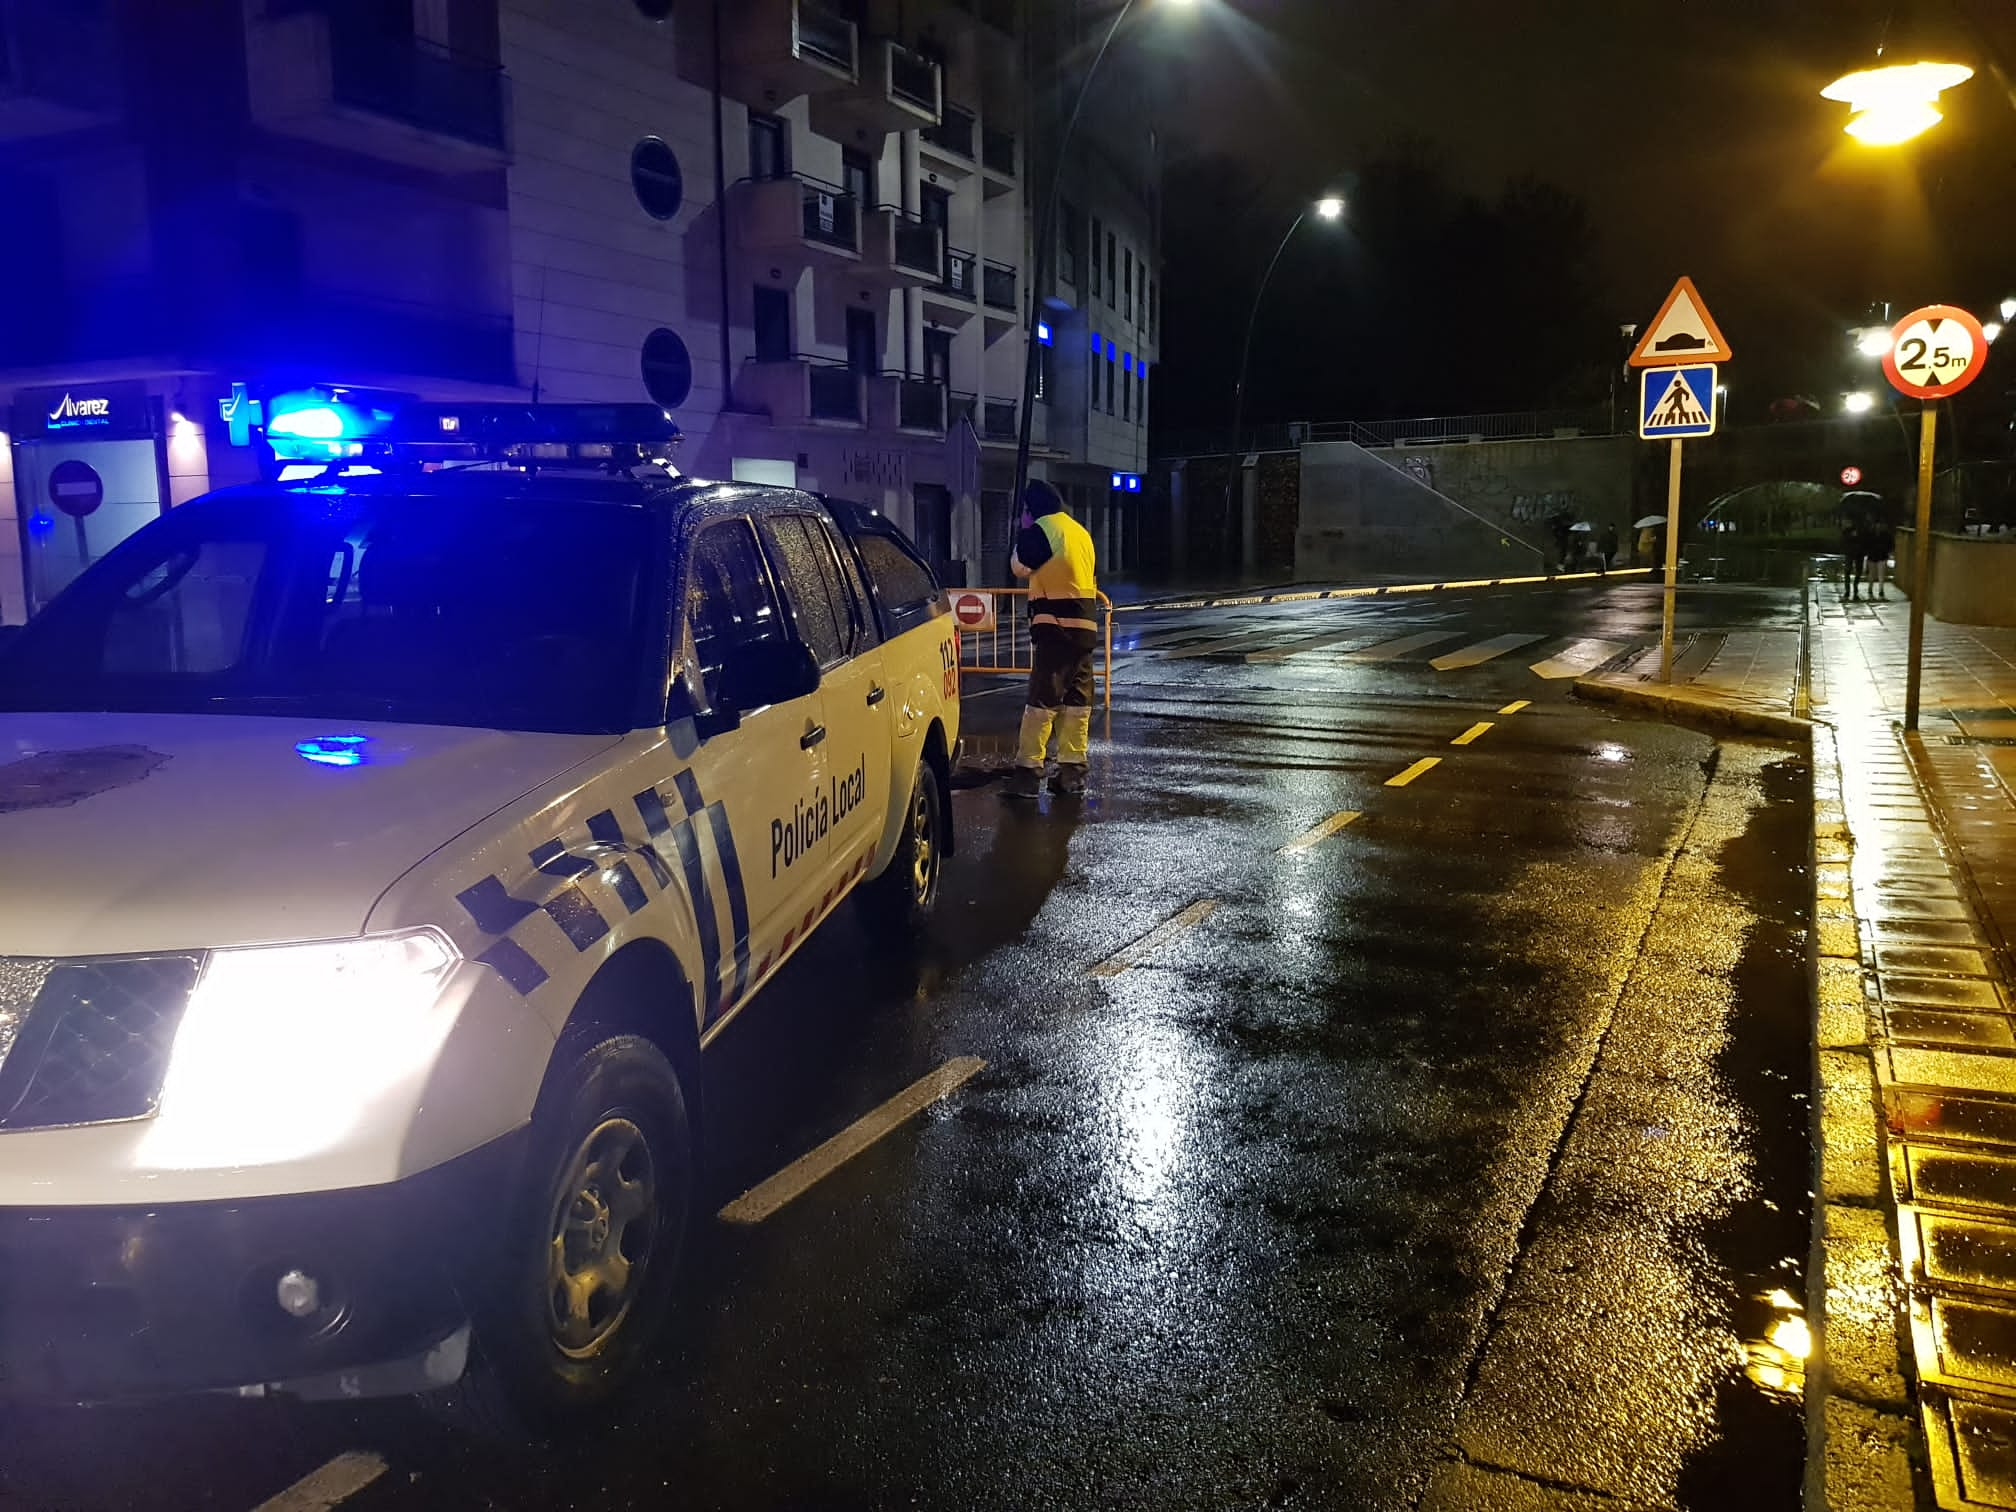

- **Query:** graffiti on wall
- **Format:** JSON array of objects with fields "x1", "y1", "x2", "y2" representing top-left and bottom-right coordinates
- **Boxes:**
[{"x1": 1511, "y1": 491, "x2": 1578, "y2": 523}]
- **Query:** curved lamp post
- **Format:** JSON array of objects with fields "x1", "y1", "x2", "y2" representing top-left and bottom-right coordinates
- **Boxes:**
[{"x1": 1010, "y1": 0, "x2": 1197, "y2": 518}]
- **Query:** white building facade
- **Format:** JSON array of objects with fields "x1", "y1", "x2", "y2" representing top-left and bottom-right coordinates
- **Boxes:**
[{"x1": 0, "y1": 0, "x2": 1160, "y2": 620}]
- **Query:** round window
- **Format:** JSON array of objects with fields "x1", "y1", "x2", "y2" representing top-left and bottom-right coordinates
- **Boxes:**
[
  {"x1": 641, "y1": 327, "x2": 693, "y2": 410},
  {"x1": 630, "y1": 137, "x2": 684, "y2": 221}
]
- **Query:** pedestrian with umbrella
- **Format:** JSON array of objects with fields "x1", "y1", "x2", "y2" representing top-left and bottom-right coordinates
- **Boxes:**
[
  {"x1": 1634, "y1": 515, "x2": 1665, "y2": 567},
  {"x1": 1837, "y1": 490, "x2": 1883, "y2": 601}
]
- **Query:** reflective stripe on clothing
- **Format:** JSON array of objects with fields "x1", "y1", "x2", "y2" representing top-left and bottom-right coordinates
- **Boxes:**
[{"x1": 1030, "y1": 595, "x2": 1099, "y2": 635}]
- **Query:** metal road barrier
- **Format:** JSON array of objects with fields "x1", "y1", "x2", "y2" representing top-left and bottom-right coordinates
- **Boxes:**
[
  {"x1": 1110, "y1": 566, "x2": 1654, "y2": 614},
  {"x1": 950, "y1": 588, "x2": 1115, "y2": 712}
]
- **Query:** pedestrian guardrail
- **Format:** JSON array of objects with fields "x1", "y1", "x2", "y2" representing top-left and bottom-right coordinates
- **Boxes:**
[{"x1": 950, "y1": 587, "x2": 1115, "y2": 712}]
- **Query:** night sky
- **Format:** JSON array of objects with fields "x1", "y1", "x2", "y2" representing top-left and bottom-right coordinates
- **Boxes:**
[{"x1": 1149, "y1": 0, "x2": 2016, "y2": 431}]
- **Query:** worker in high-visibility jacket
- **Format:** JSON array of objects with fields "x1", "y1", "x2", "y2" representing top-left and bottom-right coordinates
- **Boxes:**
[{"x1": 1006, "y1": 480, "x2": 1098, "y2": 799}]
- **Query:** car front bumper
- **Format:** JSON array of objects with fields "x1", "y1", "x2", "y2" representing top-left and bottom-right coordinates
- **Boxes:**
[{"x1": 0, "y1": 1132, "x2": 524, "y2": 1403}]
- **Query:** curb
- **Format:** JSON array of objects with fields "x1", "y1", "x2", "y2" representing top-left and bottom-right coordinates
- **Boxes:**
[
  {"x1": 1570, "y1": 672, "x2": 1814, "y2": 742},
  {"x1": 1110, "y1": 567, "x2": 1653, "y2": 613}
]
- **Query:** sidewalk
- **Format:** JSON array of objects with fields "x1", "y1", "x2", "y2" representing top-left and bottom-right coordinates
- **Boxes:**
[{"x1": 1578, "y1": 585, "x2": 2016, "y2": 1510}]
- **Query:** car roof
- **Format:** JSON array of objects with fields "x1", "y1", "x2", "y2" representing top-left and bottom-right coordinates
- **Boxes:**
[{"x1": 194, "y1": 468, "x2": 844, "y2": 528}]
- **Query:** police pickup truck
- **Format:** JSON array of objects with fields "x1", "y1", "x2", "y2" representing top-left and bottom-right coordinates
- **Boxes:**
[{"x1": 0, "y1": 400, "x2": 959, "y2": 1421}]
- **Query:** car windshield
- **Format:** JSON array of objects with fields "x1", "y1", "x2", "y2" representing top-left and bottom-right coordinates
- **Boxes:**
[{"x1": 0, "y1": 487, "x2": 657, "y2": 734}]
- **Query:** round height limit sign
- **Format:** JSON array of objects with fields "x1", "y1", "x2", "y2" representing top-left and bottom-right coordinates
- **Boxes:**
[{"x1": 1883, "y1": 304, "x2": 1988, "y2": 400}]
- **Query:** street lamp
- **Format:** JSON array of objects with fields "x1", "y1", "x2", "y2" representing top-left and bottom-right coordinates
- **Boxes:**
[
  {"x1": 1222, "y1": 194, "x2": 1347, "y2": 546},
  {"x1": 2001, "y1": 297, "x2": 2016, "y2": 323},
  {"x1": 1844, "y1": 391, "x2": 1876, "y2": 414},
  {"x1": 1988, "y1": 321, "x2": 2006, "y2": 344},
  {"x1": 1855, "y1": 327, "x2": 1892, "y2": 358},
  {"x1": 1010, "y1": 0, "x2": 1200, "y2": 520},
  {"x1": 1821, "y1": 59, "x2": 1975, "y2": 144}
]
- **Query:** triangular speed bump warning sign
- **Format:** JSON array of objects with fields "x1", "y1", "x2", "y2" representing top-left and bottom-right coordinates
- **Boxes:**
[{"x1": 1629, "y1": 276, "x2": 1732, "y2": 368}]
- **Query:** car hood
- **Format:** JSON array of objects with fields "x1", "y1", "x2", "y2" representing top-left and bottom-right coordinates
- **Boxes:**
[{"x1": 0, "y1": 712, "x2": 619, "y2": 957}]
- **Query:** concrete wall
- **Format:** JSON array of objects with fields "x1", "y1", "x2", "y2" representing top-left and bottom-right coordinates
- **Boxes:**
[
  {"x1": 1895, "y1": 528, "x2": 2016, "y2": 627},
  {"x1": 1372, "y1": 434, "x2": 1638, "y2": 542},
  {"x1": 1298, "y1": 442, "x2": 1548, "y2": 580}
]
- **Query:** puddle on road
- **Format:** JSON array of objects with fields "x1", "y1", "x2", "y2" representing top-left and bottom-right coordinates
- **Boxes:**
[{"x1": 1676, "y1": 751, "x2": 1814, "y2": 1508}]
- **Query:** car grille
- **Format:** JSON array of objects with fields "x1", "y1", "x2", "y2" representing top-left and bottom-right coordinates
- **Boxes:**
[{"x1": 0, "y1": 956, "x2": 203, "y2": 1130}]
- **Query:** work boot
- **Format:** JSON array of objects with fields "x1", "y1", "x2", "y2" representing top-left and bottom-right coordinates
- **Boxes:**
[
  {"x1": 1051, "y1": 764, "x2": 1088, "y2": 798},
  {"x1": 1003, "y1": 766, "x2": 1043, "y2": 800}
]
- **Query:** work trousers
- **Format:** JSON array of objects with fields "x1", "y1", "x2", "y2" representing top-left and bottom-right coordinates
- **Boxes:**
[{"x1": 1016, "y1": 632, "x2": 1094, "y2": 770}]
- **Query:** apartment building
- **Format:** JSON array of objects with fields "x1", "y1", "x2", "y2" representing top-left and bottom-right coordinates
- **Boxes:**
[{"x1": 0, "y1": 0, "x2": 1160, "y2": 621}]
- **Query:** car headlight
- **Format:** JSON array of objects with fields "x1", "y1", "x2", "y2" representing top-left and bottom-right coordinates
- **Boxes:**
[{"x1": 144, "y1": 931, "x2": 463, "y2": 1169}]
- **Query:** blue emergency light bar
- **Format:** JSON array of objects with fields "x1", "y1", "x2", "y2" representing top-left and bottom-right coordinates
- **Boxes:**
[{"x1": 262, "y1": 389, "x2": 682, "y2": 468}]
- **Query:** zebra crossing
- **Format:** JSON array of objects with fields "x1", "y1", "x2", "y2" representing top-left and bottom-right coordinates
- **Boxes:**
[{"x1": 1118, "y1": 613, "x2": 1628, "y2": 681}]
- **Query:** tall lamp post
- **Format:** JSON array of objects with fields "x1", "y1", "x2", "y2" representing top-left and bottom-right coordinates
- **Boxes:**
[
  {"x1": 1222, "y1": 195, "x2": 1345, "y2": 553},
  {"x1": 1010, "y1": 0, "x2": 1196, "y2": 519}
]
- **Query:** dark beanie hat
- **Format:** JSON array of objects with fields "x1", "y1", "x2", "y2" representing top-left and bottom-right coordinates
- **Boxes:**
[{"x1": 1022, "y1": 479, "x2": 1066, "y2": 516}]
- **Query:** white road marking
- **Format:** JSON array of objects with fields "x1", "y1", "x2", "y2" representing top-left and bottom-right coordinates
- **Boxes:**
[
  {"x1": 1348, "y1": 630, "x2": 1465, "y2": 662},
  {"x1": 1278, "y1": 810, "x2": 1361, "y2": 855},
  {"x1": 252, "y1": 1453, "x2": 387, "y2": 1512},
  {"x1": 1529, "y1": 638, "x2": 1624, "y2": 680},
  {"x1": 1090, "y1": 899, "x2": 1220, "y2": 977},
  {"x1": 1430, "y1": 633, "x2": 1546, "y2": 671},
  {"x1": 717, "y1": 1057, "x2": 987, "y2": 1225},
  {"x1": 1157, "y1": 629, "x2": 1291, "y2": 660},
  {"x1": 1245, "y1": 628, "x2": 1382, "y2": 663}
]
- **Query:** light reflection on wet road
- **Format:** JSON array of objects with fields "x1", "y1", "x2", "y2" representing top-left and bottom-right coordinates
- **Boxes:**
[{"x1": 0, "y1": 582, "x2": 1814, "y2": 1511}]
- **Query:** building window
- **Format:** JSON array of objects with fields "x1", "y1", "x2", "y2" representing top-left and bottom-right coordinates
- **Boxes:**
[
  {"x1": 641, "y1": 327, "x2": 694, "y2": 409},
  {"x1": 1122, "y1": 367, "x2": 1131, "y2": 421},
  {"x1": 1123, "y1": 248, "x2": 1133, "y2": 322},
  {"x1": 923, "y1": 327, "x2": 952, "y2": 387},
  {"x1": 749, "y1": 114, "x2": 789, "y2": 180},
  {"x1": 1105, "y1": 356, "x2": 1115, "y2": 414},
  {"x1": 1059, "y1": 200, "x2": 1082, "y2": 286},
  {"x1": 1106, "y1": 232, "x2": 1116, "y2": 306},
  {"x1": 1090, "y1": 216, "x2": 1102, "y2": 297},
  {"x1": 1149, "y1": 278, "x2": 1158, "y2": 340},
  {"x1": 846, "y1": 306, "x2": 879, "y2": 376},
  {"x1": 754, "y1": 285, "x2": 791, "y2": 362},
  {"x1": 631, "y1": 137, "x2": 684, "y2": 220}
]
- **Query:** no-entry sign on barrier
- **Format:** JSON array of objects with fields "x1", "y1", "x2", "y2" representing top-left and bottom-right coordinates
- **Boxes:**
[{"x1": 949, "y1": 591, "x2": 996, "y2": 632}]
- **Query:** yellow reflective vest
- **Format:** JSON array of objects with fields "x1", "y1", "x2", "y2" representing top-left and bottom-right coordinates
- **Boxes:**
[{"x1": 1015, "y1": 511, "x2": 1098, "y2": 645}]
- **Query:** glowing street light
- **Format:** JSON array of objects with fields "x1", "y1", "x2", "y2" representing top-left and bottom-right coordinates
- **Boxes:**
[
  {"x1": 1315, "y1": 196, "x2": 1345, "y2": 222},
  {"x1": 1987, "y1": 321, "x2": 2006, "y2": 344},
  {"x1": 1844, "y1": 391, "x2": 1876, "y2": 415},
  {"x1": 1855, "y1": 327, "x2": 1892, "y2": 358},
  {"x1": 2001, "y1": 297, "x2": 2016, "y2": 323},
  {"x1": 1822, "y1": 60, "x2": 1975, "y2": 145}
]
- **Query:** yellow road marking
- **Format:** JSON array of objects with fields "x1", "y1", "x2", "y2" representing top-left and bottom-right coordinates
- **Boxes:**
[
  {"x1": 1386, "y1": 757, "x2": 1441, "y2": 787},
  {"x1": 1499, "y1": 699, "x2": 1531, "y2": 714},
  {"x1": 1452, "y1": 722, "x2": 1494, "y2": 746},
  {"x1": 719, "y1": 1057, "x2": 987, "y2": 1224},
  {"x1": 1277, "y1": 810, "x2": 1361, "y2": 855},
  {"x1": 253, "y1": 1454, "x2": 388, "y2": 1512},
  {"x1": 1090, "y1": 899, "x2": 1220, "y2": 978}
]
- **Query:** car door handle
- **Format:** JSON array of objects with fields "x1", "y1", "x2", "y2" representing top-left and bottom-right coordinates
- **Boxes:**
[
  {"x1": 801, "y1": 724, "x2": 827, "y2": 749},
  {"x1": 865, "y1": 685, "x2": 886, "y2": 707}
]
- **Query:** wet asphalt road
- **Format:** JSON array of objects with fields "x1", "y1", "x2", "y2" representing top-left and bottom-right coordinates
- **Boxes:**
[{"x1": 0, "y1": 580, "x2": 1815, "y2": 1511}]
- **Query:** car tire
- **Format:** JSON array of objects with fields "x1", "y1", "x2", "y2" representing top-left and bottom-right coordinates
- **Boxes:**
[
  {"x1": 446, "y1": 1035, "x2": 692, "y2": 1434},
  {"x1": 858, "y1": 756, "x2": 944, "y2": 942}
]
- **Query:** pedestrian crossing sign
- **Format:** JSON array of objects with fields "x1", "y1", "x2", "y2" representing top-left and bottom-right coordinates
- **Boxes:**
[{"x1": 1639, "y1": 364, "x2": 1717, "y2": 439}]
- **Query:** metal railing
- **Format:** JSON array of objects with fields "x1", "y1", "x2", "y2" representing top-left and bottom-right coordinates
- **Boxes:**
[
  {"x1": 889, "y1": 211, "x2": 942, "y2": 278},
  {"x1": 982, "y1": 259, "x2": 1017, "y2": 312},
  {"x1": 806, "y1": 362, "x2": 862, "y2": 422},
  {"x1": 1152, "y1": 406, "x2": 1619, "y2": 460},
  {"x1": 940, "y1": 246, "x2": 977, "y2": 300},
  {"x1": 327, "y1": 21, "x2": 507, "y2": 149},
  {"x1": 982, "y1": 124, "x2": 1016, "y2": 177},
  {"x1": 795, "y1": 0, "x2": 856, "y2": 73},
  {"x1": 955, "y1": 588, "x2": 1114, "y2": 712},
  {"x1": 921, "y1": 101, "x2": 975, "y2": 158},
  {"x1": 898, "y1": 377, "x2": 947, "y2": 432},
  {"x1": 796, "y1": 176, "x2": 859, "y2": 251}
]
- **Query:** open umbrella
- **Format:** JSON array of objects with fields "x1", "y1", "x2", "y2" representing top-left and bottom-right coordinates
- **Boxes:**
[
  {"x1": 1633, "y1": 515, "x2": 1666, "y2": 529},
  {"x1": 1570, "y1": 521, "x2": 1594, "y2": 532}
]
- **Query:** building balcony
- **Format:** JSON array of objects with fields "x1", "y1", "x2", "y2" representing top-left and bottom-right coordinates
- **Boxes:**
[
  {"x1": 246, "y1": 8, "x2": 507, "y2": 171},
  {"x1": 853, "y1": 208, "x2": 943, "y2": 286},
  {"x1": 921, "y1": 247, "x2": 979, "y2": 325},
  {"x1": 982, "y1": 259, "x2": 1018, "y2": 322},
  {"x1": 871, "y1": 376, "x2": 948, "y2": 436},
  {"x1": 735, "y1": 358, "x2": 867, "y2": 428},
  {"x1": 981, "y1": 123, "x2": 1018, "y2": 184},
  {"x1": 731, "y1": 174, "x2": 861, "y2": 265},
  {"x1": 810, "y1": 38, "x2": 940, "y2": 138},
  {"x1": 919, "y1": 102, "x2": 976, "y2": 177},
  {"x1": 719, "y1": 0, "x2": 857, "y2": 112},
  {"x1": 0, "y1": 0, "x2": 120, "y2": 142}
]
